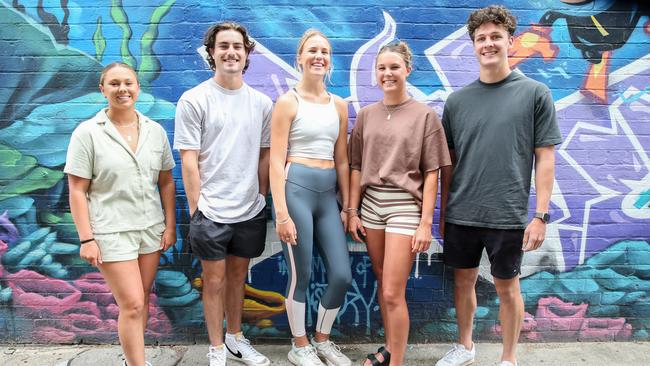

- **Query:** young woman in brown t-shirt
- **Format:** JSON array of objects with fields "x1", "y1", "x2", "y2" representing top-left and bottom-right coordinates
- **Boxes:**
[{"x1": 348, "y1": 42, "x2": 451, "y2": 366}]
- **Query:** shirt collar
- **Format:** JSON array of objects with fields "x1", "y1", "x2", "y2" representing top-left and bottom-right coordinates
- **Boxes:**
[{"x1": 94, "y1": 108, "x2": 150, "y2": 127}]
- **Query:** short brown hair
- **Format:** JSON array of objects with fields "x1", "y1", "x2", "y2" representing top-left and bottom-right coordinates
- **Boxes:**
[
  {"x1": 467, "y1": 5, "x2": 517, "y2": 41},
  {"x1": 376, "y1": 40, "x2": 413, "y2": 69},
  {"x1": 99, "y1": 62, "x2": 138, "y2": 86},
  {"x1": 203, "y1": 21, "x2": 255, "y2": 73}
]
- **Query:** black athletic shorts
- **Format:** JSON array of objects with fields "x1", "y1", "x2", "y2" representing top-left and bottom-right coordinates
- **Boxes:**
[
  {"x1": 189, "y1": 207, "x2": 267, "y2": 261},
  {"x1": 443, "y1": 222, "x2": 524, "y2": 279}
]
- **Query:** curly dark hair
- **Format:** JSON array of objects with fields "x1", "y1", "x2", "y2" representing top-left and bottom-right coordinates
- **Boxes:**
[
  {"x1": 203, "y1": 21, "x2": 256, "y2": 73},
  {"x1": 467, "y1": 5, "x2": 517, "y2": 41}
]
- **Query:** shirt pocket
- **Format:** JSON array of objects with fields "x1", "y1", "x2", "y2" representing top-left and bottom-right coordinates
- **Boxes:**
[{"x1": 149, "y1": 149, "x2": 164, "y2": 184}]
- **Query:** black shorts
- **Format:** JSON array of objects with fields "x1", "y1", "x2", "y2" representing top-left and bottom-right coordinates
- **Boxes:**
[
  {"x1": 443, "y1": 222, "x2": 524, "y2": 279},
  {"x1": 189, "y1": 208, "x2": 267, "y2": 261}
]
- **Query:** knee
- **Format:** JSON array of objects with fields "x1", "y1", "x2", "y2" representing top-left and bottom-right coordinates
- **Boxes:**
[
  {"x1": 120, "y1": 297, "x2": 146, "y2": 319},
  {"x1": 454, "y1": 274, "x2": 477, "y2": 291},
  {"x1": 381, "y1": 286, "x2": 405, "y2": 308},
  {"x1": 496, "y1": 285, "x2": 522, "y2": 304},
  {"x1": 290, "y1": 272, "x2": 311, "y2": 298},
  {"x1": 330, "y1": 268, "x2": 352, "y2": 290},
  {"x1": 202, "y1": 275, "x2": 226, "y2": 294},
  {"x1": 226, "y1": 263, "x2": 249, "y2": 283}
]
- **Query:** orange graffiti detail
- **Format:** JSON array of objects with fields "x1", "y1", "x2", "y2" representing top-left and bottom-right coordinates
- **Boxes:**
[
  {"x1": 509, "y1": 26, "x2": 559, "y2": 68},
  {"x1": 242, "y1": 284, "x2": 286, "y2": 323},
  {"x1": 583, "y1": 51, "x2": 611, "y2": 102},
  {"x1": 192, "y1": 277, "x2": 286, "y2": 325}
]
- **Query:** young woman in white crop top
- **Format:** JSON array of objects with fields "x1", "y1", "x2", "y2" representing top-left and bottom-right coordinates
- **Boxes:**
[{"x1": 270, "y1": 29, "x2": 352, "y2": 366}]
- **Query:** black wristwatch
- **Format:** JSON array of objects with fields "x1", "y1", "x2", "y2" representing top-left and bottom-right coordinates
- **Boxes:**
[{"x1": 534, "y1": 212, "x2": 550, "y2": 223}]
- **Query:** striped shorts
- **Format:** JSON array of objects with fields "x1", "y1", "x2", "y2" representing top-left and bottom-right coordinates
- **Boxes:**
[{"x1": 360, "y1": 185, "x2": 421, "y2": 236}]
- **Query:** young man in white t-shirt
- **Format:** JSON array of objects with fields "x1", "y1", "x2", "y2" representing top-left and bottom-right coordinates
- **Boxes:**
[{"x1": 174, "y1": 22, "x2": 273, "y2": 366}]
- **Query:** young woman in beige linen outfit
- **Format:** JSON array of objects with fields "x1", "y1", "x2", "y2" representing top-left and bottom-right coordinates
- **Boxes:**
[
  {"x1": 65, "y1": 62, "x2": 176, "y2": 366},
  {"x1": 348, "y1": 42, "x2": 451, "y2": 366}
]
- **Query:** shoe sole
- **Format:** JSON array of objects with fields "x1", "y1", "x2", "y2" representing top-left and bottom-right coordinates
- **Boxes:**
[
  {"x1": 288, "y1": 351, "x2": 325, "y2": 366},
  {"x1": 226, "y1": 352, "x2": 270, "y2": 366},
  {"x1": 436, "y1": 359, "x2": 475, "y2": 366},
  {"x1": 288, "y1": 351, "x2": 300, "y2": 366},
  {"x1": 323, "y1": 358, "x2": 351, "y2": 366}
]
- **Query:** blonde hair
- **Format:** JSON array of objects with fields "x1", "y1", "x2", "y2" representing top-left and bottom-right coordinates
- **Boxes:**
[
  {"x1": 99, "y1": 62, "x2": 138, "y2": 86},
  {"x1": 376, "y1": 41, "x2": 413, "y2": 69},
  {"x1": 295, "y1": 29, "x2": 333, "y2": 83}
]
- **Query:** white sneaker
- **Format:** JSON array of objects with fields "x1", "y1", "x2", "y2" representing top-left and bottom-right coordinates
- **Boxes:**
[
  {"x1": 500, "y1": 361, "x2": 518, "y2": 366},
  {"x1": 225, "y1": 332, "x2": 270, "y2": 366},
  {"x1": 435, "y1": 343, "x2": 476, "y2": 366},
  {"x1": 122, "y1": 361, "x2": 153, "y2": 366},
  {"x1": 288, "y1": 341, "x2": 326, "y2": 366},
  {"x1": 207, "y1": 345, "x2": 227, "y2": 366},
  {"x1": 311, "y1": 338, "x2": 351, "y2": 366}
]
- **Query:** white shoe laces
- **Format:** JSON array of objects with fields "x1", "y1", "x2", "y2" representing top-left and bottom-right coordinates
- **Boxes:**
[
  {"x1": 321, "y1": 340, "x2": 344, "y2": 357},
  {"x1": 298, "y1": 344, "x2": 323, "y2": 364}
]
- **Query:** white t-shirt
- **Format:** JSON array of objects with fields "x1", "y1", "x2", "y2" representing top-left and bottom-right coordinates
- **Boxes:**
[{"x1": 173, "y1": 79, "x2": 272, "y2": 223}]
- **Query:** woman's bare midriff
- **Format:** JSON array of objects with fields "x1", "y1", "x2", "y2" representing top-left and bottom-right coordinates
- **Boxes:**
[{"x1": 287, "y1": 156, "x2": 335, "y2": 169}]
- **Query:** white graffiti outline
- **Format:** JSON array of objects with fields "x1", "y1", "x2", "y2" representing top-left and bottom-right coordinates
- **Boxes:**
[{"x1": 556, "y1": 53, "x2": 650, "y2": 264}]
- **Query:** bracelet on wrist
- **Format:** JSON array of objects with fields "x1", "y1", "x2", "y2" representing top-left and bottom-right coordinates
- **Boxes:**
[
  {"x1": 80, "y1": 238, "x2": 95, "y2": 244},
  {"x1": 276, "y1": 216, "x2": 291, "y2": 225},
  {"x1": 344, "y1": 208, "x2": 359, "y2": 217}
]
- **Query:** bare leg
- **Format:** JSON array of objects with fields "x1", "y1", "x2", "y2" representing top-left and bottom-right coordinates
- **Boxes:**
[
  {"x1": 313, "y1": 331, "x2": 328, "y2": 342},
  {"x1": 381, "y1": 232, "x2": 415, "y2": 366},
  {"x1": 224, "y1": 255, "x2": 250, "y2": 334},
  {"x1": 138, "y1": 251, "x2": 161, "y2": 331},
  {"x1": 363, "y1": 228, "x2": 388, "y2": 366},
  {"x1": 494, "y1": 276, "x2": 523, "y2": 364},
  {"x1": 453, "y1": 268, "x2": 479, "y2": 350},
  {"x1": 201, "y1": 259, "x2": 227, "y2": 346},
  {"x1": 99, "y1": 260, "x2": 147, "y2": 366}
]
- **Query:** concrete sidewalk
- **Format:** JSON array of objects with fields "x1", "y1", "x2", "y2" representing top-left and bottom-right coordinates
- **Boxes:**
[{"x1": 1, "y1": 342, "x2": 647, "y2": 366}]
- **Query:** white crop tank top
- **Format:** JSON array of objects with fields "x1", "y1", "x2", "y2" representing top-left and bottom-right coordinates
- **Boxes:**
[{"x1": 287, "y1": 89, "x2": 340, "y2": 161}]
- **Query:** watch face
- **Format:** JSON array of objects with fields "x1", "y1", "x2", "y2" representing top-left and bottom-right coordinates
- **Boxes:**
[{"x1": 536, "y1": 212, "x2": 550, "y2": 222}]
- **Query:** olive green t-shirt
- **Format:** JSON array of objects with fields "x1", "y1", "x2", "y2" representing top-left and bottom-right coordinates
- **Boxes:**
[{"x1": 441, "y1": 71, "x2": 562, "y2": 229}]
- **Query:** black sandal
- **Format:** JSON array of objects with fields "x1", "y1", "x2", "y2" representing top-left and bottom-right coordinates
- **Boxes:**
[{"x1": 365, "y1": 346, "x2": 391, "y2": 366}]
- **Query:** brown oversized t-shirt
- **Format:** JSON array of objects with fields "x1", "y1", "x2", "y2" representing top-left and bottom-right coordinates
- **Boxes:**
[{"x1": 349, "y1": 98, "x2": 451, "y2": 203}]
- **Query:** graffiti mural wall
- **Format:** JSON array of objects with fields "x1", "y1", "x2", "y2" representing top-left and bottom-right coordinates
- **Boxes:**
[{"x1": 0, "y1": 0, "x2": 648, "y2": 343}]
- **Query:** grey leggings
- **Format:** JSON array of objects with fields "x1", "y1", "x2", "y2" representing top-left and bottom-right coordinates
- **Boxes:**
[{"x1": 282, "y1": 162, "x2": 352, "y2": 337}]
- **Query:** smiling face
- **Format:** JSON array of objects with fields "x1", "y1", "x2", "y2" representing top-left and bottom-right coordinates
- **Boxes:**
[
  {"x1": 296, "y1": 34, "x2": 331, "y2": 78},
  {"x1": 99, "y1": 65, "x2": 140, "y2": 111},
  {"x1": 472, "y1": 22, "x2": 514, "y2": 70},
  {"x1": 375, "y1": 51, "x2": 411, "y2": 94},
  {"x1": 211, "y1": 29, "x2": 248, "y2": 76}
]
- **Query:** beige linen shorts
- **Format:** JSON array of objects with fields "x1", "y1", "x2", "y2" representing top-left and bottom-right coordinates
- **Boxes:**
[{"x1": 94, "y1": 222, "x2": 166, "y2": 262}]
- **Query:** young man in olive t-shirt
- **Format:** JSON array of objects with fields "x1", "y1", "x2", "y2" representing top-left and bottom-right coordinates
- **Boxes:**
[{"x1": 437, "y1": 6, "x2": 562, "y2": 366}]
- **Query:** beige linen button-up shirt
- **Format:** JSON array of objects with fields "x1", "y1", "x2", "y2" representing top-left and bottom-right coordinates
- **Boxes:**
[{"x1": 64, "y1": 109, "x2": 175, "y2": 234}]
